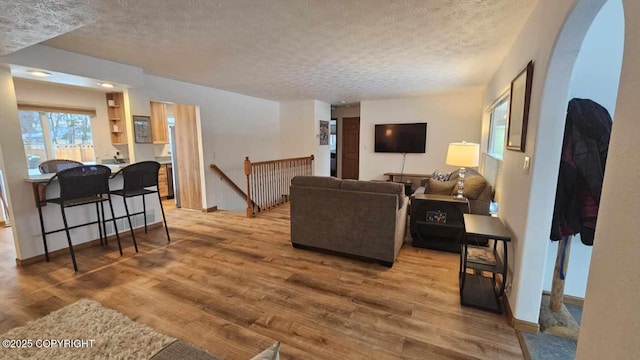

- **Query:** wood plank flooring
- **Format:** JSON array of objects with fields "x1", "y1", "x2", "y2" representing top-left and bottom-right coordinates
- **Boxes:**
[{"x1": 0, "y1": 203, "x2": 523, "y2": 359}]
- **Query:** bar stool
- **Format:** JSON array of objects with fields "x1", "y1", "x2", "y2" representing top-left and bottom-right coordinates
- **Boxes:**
[
  {"x1": 37, "y1": 159, "x2": 87, "y2": 262},
  {"x1": 110, "y1": 161, "x2": 171, "y2": 250},
  {"x1": 39, "y1": 159, "x2": 83, "y2": 174},
  {"x1": 44, "y1": 165, "x2": 123, "y2": 272}
]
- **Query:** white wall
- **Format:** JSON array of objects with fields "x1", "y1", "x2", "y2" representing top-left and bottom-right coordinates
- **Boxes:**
[
  {"x1": 542, "y1": 0, "x2": 624, "y2": 299},
  {"x1": 482, "y1": 0, "x2": 605, "y2": 324},
  {"x1": 568, "y1": 0, "x2": 624, "y2": 112},
  {"x1": 12, "y1": 78, "x2": 125, "y2": 163},
  {"x1": 359, "y1": 87, "x2": 484, "y2": 181},
  {"x1": 280, "y1": 100, "x2": 315, "y2": 159},
  {"x1": 127, "y1": 74, "x2": 281, "y2": 213},
  {"x1": 0, "y1": 66, "x2": 43, "y2": 259},
  {"x1": 331, "y1": 105, "x2": 361, "y2": 178},
  {"x1": 314, "y1": 100, "x2": 331, "y2": 176},
  {"x1": 279, "y1": 100, "x2": 331, "y2": 176},
  {"x1": 578, "y1": 1, "x2": 640, "y2": 356}
]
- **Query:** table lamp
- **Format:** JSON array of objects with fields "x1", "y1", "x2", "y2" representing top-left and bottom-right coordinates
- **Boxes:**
[{"x1": 446, "y1": 141, "x2": 480, "y2": 199}]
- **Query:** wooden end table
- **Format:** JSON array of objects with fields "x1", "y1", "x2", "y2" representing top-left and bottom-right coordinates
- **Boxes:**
[{"x1": 460, "y1": 214, "x2": 511, "y2": 313}]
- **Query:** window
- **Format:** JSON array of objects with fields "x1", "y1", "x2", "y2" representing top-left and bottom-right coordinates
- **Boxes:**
[
  {"x1": 19, "y1": 110, "x2": 95, "y2": 174},
  {"x1": 488, "y1": 96, "x2": 509, "y2": 159}
]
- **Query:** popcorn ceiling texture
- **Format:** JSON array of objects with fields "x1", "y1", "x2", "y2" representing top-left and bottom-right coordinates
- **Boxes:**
[
  {"x1": 5, "y1": 0, "x2": 535, "y2": 103},
  {"x1": 0, "y1": 0, "x2": 94, "y2": 56}
]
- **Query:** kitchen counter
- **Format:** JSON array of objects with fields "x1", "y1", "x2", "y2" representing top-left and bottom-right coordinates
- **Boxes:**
[{"x1": 23, "y1": 163, "x2": 162, "y2": 262}]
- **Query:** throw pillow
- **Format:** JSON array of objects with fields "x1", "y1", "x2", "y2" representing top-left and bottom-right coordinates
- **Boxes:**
[
  {"x1": 452, "y1": 175, "x2": 488, "y2": 199},
  {"x1": 432, "y1": 170, "x2": 451, "y2": 182},
  {"x1": 250, "y1": 342, "x2": 280, "y2": 360},
  {"x1": 426, "y1": 178, "x2": 457, "y2": 195}
]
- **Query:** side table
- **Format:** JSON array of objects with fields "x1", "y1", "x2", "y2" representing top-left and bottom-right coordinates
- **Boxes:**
[
  {"x1": 460, "y1": 214, "x2": 511, "y2": 313},
  {"x1": 410, "y1": 194, "x2": 470, "y2": 252}
]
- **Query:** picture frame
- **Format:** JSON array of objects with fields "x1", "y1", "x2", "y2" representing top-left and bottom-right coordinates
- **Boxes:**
[
  {"x1": 133, "y1": 115, "x2": 152, "y2": 143},
  {"x1": 506, "y1": 61, "x2": 534, "y2": 152},
  {"x1": 426, "y1": 210, "x2": 447, "y2": 224},
  {"x1": 319, "y1": 120, "x2": 329, "y2": 145}
]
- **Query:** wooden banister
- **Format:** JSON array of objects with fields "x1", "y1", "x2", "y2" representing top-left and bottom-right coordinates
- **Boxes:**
[
  {"x1": 210, "y1": 164, "x2": 259, "y2": 213},
  {"x1": 244, "y1": 155, "x2": 314, "y2": 217}
]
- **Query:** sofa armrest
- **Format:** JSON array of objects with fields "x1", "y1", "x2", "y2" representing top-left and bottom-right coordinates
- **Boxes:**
[{"x1": 394, "y1": 195, "x2": 409, "y2": 259}]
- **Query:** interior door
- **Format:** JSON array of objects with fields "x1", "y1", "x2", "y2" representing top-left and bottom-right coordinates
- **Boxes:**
[
  {"x1": 173, "y1": 103, "x2": 202, "y2": 211},
  {"x1": 341, "y1": 117, "x2": 360, "y2": 179}
]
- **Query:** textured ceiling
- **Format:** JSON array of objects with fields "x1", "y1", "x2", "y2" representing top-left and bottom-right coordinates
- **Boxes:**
[
  {"x1": 8, "y1": 0, "x2": 536, "y2": 103},
  {"x1": 0, "y1": 0, "x2": 94, "y2": 56}
]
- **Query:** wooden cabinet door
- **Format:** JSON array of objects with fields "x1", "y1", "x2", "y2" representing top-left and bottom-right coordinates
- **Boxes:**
[
  {"x1": 174, "y1": 104, "x2": 202, "y2": 211},
  {"x1": 150, "y1": 101, "x2": 169, "y2": 144}
]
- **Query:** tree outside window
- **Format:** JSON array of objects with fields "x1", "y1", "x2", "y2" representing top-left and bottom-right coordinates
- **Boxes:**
[{"x1": 19, "y1": 110, "x2": 95, "y2": 174}]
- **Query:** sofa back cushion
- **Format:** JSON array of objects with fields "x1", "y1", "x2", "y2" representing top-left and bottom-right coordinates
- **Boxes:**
[
  {"x1": 452, "y1": 175, "x2": 488, "y2": 199},
  {"x1": 449, "y1": 168, "x2": 481, "y2": 181},
  {"x1": 426, "y1": 178, "x2": 457, "y2": 195},
  {"x1": 340, "y1": 179, "x2": 404, "y2": 208},
  {"x1": 291, "y1": 176, "x2": 342, "y2": 189}
]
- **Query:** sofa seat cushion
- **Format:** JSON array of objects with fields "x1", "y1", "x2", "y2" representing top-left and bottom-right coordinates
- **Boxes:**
[
  {"x1": 452, "y1": 175, "x2": 488, "y2": 199},
  {"x1": 291, "y1": 176, "x2": 342, "y2": 189},
  {"x1": 340, "y1": 179, "x2": 404, "y2": 208}
]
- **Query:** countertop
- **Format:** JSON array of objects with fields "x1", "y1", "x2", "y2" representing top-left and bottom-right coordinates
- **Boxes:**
[{"x1": 24, "y1": 164, "x2": 124, "y2": 183}]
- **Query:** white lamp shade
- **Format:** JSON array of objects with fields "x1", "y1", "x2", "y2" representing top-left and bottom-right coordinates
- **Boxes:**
[{"x1": 446, "y1": 142, "x2": 480, "y2": 167}]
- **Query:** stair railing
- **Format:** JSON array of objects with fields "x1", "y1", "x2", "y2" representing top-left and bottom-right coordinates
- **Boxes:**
[{"x1": 244, "y1": 155, "x2": 314, "y2": 217}]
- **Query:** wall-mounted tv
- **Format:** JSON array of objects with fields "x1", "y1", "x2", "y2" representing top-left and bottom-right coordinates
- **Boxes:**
[{"x1": 375, "y1": 123, "x2": 427, "y2": 153}]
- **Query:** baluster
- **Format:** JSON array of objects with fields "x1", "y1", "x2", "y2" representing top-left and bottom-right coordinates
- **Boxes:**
[
  {"x1": 259, "y1": 163, "x2": 265, "y2": 212},
  {"x1": 244, "y1": 157, "x2": 252, "y2": 217}
]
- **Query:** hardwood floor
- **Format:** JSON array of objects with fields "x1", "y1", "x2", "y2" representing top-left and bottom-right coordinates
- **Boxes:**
[{"x1": 0, "y1": 203, "x2": 523, "y2": 359}]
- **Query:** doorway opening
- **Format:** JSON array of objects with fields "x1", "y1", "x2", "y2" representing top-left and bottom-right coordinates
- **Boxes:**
[
  {"x1": 522, "y1": 0, "x2": 624, "y2": 357},
  {"x1": 331, "y1": 103, "x2": 361, "y2": 179}
]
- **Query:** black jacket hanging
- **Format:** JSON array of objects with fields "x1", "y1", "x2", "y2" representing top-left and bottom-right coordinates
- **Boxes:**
[{"x1": 550, "y1": 98, "x2": 612, "y2": 245}]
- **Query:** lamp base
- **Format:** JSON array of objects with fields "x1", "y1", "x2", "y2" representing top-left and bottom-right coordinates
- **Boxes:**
[{"x1": 453, "y1": 167, "x2": 466, "y2": 199}]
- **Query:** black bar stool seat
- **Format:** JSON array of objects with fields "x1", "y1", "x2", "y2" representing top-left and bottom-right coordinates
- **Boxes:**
[{"x1": 110, "y1": 189, "x2": 157, "y2": 197}]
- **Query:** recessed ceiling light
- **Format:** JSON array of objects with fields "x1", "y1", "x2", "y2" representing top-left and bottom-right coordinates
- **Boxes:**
[
  {"x1": 340, "y1": 101, "x2": 347, "y2": 104},
  {"x1": 98, "y1": 82, "x2": 115, "y2": 88},
  {"x1": 28, "y1": 70, "x2": 51, "y2": 77}
]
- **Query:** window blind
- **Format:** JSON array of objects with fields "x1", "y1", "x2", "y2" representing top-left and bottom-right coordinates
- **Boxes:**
[{"x1": 17, "y1": 102, "x2": 97, "y2": 116}]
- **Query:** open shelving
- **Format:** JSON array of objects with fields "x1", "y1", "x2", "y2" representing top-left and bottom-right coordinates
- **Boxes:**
[{"x1": 106, "y1": 92, "x2": 128, "y2": 146}]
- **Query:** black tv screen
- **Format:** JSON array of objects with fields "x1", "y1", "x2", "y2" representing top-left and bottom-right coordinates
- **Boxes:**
[{"x1": 375, "y1": 123, "x2": 427, "y2": 153}]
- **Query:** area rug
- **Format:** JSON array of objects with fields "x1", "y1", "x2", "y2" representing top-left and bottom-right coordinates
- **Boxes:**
[{"x1": 0, "y1": 299, "x2": 175, "y2": 359}]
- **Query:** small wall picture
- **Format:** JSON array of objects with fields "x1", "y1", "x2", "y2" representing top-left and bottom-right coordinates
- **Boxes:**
[
  {"x1": 319, "y1": 120, "x2": 329, "y2": 145},
  {"x1": 426, "y1": 210, "x2": 447, "y2": 224},
  {"x1": 133, "y1": 115, "x2": 152, "y2": 143}
]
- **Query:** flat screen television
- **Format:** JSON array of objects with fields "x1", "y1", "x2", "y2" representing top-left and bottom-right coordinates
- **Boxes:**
[{"x1": 375, "y1": 123, "x2": 427, "y2": 153}]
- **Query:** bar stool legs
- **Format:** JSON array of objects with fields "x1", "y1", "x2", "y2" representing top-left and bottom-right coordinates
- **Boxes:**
[
  {"x1": 142, "y1": 195, "x2": 148, "y2": 234},
  {"x1": 95, "y1": 202, "x2": 104, "y2": 246},
  {"x1": 59, "y1": 206, "x2": 78, "y2": 272},
  {"x1": 158, "y1": 191, "x2": 171, "y2": 243},
  {"x1": 107, "y1": 195, "x2": 123, "y2": 256},
  {"x1": 37, "y1": 204, "x2": 50, "y2": 262},
  {"x1": 122, "y1": 196, "x2": 139, "y2": 253},
  {"x1": 100, "y1": 202, "x2": 108, "y2": 246}
]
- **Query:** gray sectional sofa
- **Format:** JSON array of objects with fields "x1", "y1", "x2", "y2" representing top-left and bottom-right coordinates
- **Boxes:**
[{"x1": 290, "y1": 176, "x2": 408, "y2": 266}]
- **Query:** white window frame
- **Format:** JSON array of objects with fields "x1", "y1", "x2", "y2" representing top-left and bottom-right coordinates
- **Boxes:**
[{"x1": 487, "y1": 94, "x2": 510, "y2": 160}]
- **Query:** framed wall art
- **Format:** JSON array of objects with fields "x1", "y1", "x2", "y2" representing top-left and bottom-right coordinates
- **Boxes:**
[
  {"x1": 506, "y1": 61, "x2": 534, "y2": 152},
  {"x1": 133, "y1": 115, "x2": 152, "y2": 143},
  {"x1": 319, "y1": 120, "x2": 329, "y2": 145}
]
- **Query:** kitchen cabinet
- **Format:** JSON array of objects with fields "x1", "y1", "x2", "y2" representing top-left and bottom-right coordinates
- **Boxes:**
[
  {"x1": 150, "y1": 101, "x2": 169, "y2": 144},
  {"x1": 158, "y1": 164, "x2": 169, "y2": 197},
  {"x1": 106, "y1": 93, "x2": 127, "y2": 145}
]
